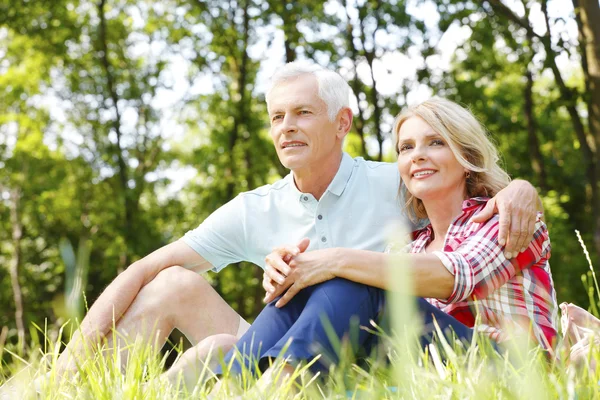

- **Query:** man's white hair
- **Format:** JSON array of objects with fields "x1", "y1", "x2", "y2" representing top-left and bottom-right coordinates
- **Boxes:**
[{"x1": 266, "y1": 61, "x2": 351, "y2": 121}]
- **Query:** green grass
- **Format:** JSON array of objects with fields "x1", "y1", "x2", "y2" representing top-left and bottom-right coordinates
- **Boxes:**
[
  {"x1": 1, "y1": 238, "x2": 599, "y2": 399},
  {"x1": 0, "y1": 323, "x2": 599, "y2": 399}
]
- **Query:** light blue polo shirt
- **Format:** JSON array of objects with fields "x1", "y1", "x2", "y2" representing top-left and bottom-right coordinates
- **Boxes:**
[{"x1": 183, "y1": 153, "x2": 406, "y2": 272}]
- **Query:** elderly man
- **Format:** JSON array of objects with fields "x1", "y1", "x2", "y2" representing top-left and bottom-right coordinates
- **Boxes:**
[{"x1": 56, "y1": 61, "x2": 540, "y2": 378}]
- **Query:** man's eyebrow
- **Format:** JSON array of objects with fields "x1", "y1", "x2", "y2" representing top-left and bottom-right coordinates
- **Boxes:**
[
  {"x1": 294, "y1": 104, "x2": 314, "y2": 110},
  {"x1": 268, "y1": 104, "x2": 315, "y2": 115}
]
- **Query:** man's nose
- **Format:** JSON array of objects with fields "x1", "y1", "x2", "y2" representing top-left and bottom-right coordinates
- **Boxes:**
[{"x1": 280, "y1": 114, "x2": 298, "y2": 133}]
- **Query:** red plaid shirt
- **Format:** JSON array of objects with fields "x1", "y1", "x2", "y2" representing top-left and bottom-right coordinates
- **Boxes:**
[{"x1": 409, "y1": 198, "x2": 558, "y2": 349}]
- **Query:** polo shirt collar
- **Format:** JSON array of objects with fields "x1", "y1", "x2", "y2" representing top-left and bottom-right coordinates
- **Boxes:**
[
  {"x1": 327, "y1": 152, "x2": 353, "y2": 196},
  {"x1": 284, "y1": 152, "x2": 354, "y2": 199}
]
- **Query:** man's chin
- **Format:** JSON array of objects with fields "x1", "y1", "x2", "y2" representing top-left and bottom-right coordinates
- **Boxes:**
[{"x1": 278, "y1": 157, "x2": 307, "y2": 171}]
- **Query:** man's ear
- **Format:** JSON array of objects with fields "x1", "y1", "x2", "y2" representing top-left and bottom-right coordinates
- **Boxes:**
[{"x1": 336, "y1": 107, "x2": 353, "y2": 140}]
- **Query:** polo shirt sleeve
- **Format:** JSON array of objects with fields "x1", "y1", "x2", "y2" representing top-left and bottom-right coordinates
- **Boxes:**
[{"x1": 182, "y1": 194, "x2": 248, "y2": 273}]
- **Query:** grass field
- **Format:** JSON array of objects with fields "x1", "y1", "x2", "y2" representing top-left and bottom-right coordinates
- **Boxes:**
[{"x1": 1, "y1": 241, "x2": 599, "y2": 399}]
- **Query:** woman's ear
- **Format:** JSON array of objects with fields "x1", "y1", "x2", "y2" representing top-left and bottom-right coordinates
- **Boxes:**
[{"x1": 336, "y1": 107, "x2": 353, "y2": 139}]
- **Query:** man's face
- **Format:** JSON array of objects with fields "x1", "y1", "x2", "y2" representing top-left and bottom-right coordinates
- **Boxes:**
[{"x1": 267, "y1": 74, "x2": 341, "y2": 172}]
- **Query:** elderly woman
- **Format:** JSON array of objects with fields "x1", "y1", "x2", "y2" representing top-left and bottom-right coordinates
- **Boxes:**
[{"x1": 167, "y1": 98, "x2": 558, "y2": 392}]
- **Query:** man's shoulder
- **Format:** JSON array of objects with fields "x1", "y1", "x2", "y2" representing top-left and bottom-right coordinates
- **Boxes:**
[
  {"x1": 349, "y1": 156, "x2": 399, "y2": 185},
  {"x1": 237, "y1": 176, "x2": 292, "y2": 200},
  {"x1": 352, "y1": 156, "x2": 397, "y2": 171}
]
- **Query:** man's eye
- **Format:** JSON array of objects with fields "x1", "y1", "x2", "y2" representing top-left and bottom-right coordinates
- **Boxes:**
[
  {"x1": 299, "y1": 110, "x2": 310, "y2": 115},
  {"x1": 272, "y1": 115, "x2": 283, "y2": 121}
]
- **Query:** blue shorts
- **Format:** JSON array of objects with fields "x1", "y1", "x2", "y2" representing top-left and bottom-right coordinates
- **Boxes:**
[
  {"x1": 214, "y1": 279, "x2": 483, "y2": 377},
  {"x1": 215, "y1": 278, "x2": 384, "y2": 376}
]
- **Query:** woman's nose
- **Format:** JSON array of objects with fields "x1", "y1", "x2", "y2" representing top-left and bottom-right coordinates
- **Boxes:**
[{"x1": 411, "y1": 145, "x2": 427, "y2": 162}]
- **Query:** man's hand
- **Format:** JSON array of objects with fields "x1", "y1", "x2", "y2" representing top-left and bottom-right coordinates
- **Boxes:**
[
  {"x1": 470, "y1": 179, "x2": 539, "y2": 258},
  {"x1": 262, "y1": 238, "x2": 310, "y2": 300},
  {"x1": 271, "y1": 247, "x2": 340, "y2": 308},
  {"x1": 263, "y1": 240, "x2": 341, "y2": 307}
]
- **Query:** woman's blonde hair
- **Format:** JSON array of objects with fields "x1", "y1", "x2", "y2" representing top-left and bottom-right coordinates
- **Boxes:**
[{"x1": 393, "y1": 97, "x2": 510, "y2": 221}]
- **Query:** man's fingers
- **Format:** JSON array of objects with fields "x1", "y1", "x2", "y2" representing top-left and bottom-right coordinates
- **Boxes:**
[
  {"x1": 470, "y1": 198, "x2": 495, "y2": 223},
  {"x1": 511, "y1": 212, "x2": 533, "y2": 254},
  {"x1": 264, "y1": 263, "x2": 287, "y2": 285},
  {"x1": 522, "y1": 215, "x2": 536, "y2": 253},
  {"x1": 296, "y1": 237, "x2": 310, "y2": 253},
  {"x1": 265, "y1": 253, "x2": 293, "y2": 277},
  {"x1": 262, "y1": 274, "x2": 276, "y2": 294},
  {"x1": 505, "y1": 205, "x2": 537, "y2": 255},
  {"x1": 263, "y1": 282, "x2": 283, "y2": 303},
  {"x1": 496, "y1": 200, "x2": 511, "y2": 251},
  {"x1": 273, "y1": 244, "x2": 301, "y2": 258},
  {"x1": 275, "y1": 283, "x2": 301, "y2": 308},
  {"x1": 505, "y1": 210, "x2": 525, "y2": 255},
  {"x1": 264, "y1": 277, "x2": 294, "y2": 303}
]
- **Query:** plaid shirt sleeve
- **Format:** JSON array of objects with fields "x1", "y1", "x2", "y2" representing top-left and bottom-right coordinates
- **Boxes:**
[{"x1": 432, "y1": 213, "x2": 551, "y2": 304}]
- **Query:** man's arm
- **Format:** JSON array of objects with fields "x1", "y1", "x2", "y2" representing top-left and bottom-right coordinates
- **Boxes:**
[
  {"x1": 58, "y1": 240, "x2": 211, "y2": 371},
  {"x1": 470, "y1": 179, "x2": 541, "y2": 257}
]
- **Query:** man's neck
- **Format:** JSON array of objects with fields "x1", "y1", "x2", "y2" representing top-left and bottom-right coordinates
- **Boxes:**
[{"x1": 292, "y1": 152, "x2": 343, "y2": 200}]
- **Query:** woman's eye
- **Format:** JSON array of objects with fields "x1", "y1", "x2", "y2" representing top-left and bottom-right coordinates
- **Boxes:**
[
  {"x1": 431, "y1": 139, "x2": 444, "y2": 146},
  {"x1": 299, "y1": 110, "x2": 310, "y2": 115},
  {"x1": 398, "y1": 144, "x2": 412, "y2": 152}
]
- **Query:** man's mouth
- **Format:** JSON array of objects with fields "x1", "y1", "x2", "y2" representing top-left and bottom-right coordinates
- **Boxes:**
[{"x1": 281, "y1": 141, "x2": 307, "y2": 149}]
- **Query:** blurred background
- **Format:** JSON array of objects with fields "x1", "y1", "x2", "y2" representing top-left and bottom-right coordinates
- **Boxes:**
[{"x1": 0, "y1": 0, "x2": 598, "y2": 353}]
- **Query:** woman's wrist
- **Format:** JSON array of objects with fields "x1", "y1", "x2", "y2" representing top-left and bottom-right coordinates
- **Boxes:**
[{"x1": 331, "y1": 247, "x2": 346, "y2": 277}]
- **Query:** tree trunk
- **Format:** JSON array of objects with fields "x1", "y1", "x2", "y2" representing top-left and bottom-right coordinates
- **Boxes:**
[
  {"x1": 8, "y1": 188, "x2": 25, "y2": 349},
  {"x1": 524, "y1": 69, "x2": 547, "y2": 190},
  {"x1": 225, "y1": 0, "x2": 250, "y2": 201},
  {"x1": 342, "y1": 0, "x2": 369, "y2": 159},
  {"x1": 357, "y1": 2, "x2": 384, "y2": 161},
  {"x1": 488, "y1": 0, "x2": 600, "y2": 253},
  {"x1": 573, "y1": 0, "x2": 600, "y2": 252},
  {"x1": 98, "y1": 0, "x2": 132, "y2": 268},
  {"x1": 280, "y1": 0, "x2": 298, "y2": 63}
]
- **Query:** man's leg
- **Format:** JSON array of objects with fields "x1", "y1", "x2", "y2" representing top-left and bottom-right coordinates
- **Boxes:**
[
  {"x1": 64, "y1": 266, "x2": 247, "y2": 371},
  {"x1": 260, "y1": 278, "x2": 383, "y2": 373},
  {"x1": 161, "y1": 333, "x2": 239, "y2": 390},
  {"x1": 218, "y1": 278, "x2": 382, "y2": 377},
  {"x1": 215, "y1": 282, "x2": 318, "y2": 376}
]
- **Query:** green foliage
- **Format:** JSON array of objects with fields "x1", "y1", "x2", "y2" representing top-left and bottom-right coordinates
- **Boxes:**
[{"x1": 0, "y1": 0, "x2": 597, "y2": 357}]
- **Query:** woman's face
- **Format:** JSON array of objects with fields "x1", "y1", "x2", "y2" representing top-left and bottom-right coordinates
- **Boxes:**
[{"x1": 397, "y1": 116, "x2": 467, "y2": 202}]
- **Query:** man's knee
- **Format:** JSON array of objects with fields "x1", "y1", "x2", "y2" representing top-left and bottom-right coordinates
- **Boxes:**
[
  {"x1": 313, "y1": 278, "x2": 372, "y2": 301},
  {"x1": 144, "y1": 266, "x2": 211, "y2": 307}
]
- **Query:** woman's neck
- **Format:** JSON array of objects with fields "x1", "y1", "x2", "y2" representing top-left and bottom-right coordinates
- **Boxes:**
[{"x1": 422, "y1": 192, "x2": 466, "y2": 244}]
